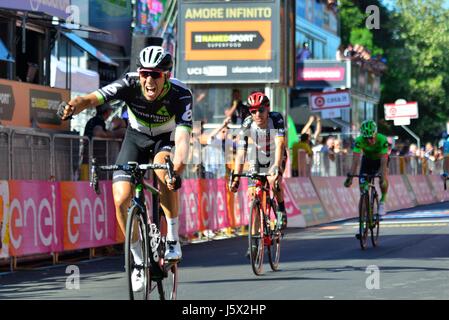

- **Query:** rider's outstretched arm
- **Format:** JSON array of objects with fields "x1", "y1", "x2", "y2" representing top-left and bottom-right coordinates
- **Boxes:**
[
  {"x1": 349, "y1": 152, "x2": 361, "y2": 176},
  {"x1": 61, "y1": 93, "x2": 101, "y2": 119}
]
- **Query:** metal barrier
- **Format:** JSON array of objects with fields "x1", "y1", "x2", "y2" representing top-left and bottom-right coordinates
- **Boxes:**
[
  {"x1": 52, "y1": 134, "x2": 89, "y2": 181},
  {"x1": 0, "y1": 127, "x2": 11, "y2": 180},
  {"x1": 11, "y1": 129, "x2": 52, "y2": 180},
  {"x1": 90, "y1": 137, "x2": 122, "y2": 180}
]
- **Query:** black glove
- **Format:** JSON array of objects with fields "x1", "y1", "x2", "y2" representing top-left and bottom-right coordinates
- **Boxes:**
[
  {"x1": 172, "y1": 173, "x2": 182, "y2": 191},
  {"x1": 56, "y1": 101, "x2": 74, "y2": 120}
]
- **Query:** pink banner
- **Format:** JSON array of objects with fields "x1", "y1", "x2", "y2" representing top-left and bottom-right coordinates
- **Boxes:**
[
  {"x1": 426, "y1": 175, "x2": 449, "y2": 202},
  {"x1": 406, "y1": 175, "x2": 437, "y2": 205},
  {"x1": 389, "y1": 175, "x2": 416, "y2": 209},
  {"x1": 215, "y1": 179, "x2": 230, "y2": 230},
  {"x1": 0, "y1": 181, "x2": 10, "y2": 258},
  {"x1": 179, "y1": 179, "x2": 200, "y2": 237},
  {"x1": 60, "y1": 181, "x2": 116, "y2": 251},
  {"x1": 311, "y1": 177, "x2": 359, "y2": 221},
  {"x1": 232, "y1": 178, "x2": 249, "y2": 227},
  {"x1": 8, "y1": 181, "x2": 63, "y2": 257}
]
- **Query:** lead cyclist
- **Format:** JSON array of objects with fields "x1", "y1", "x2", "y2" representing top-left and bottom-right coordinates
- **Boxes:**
[{"x1": 57, "y1": 46, "x2": 192, "y2": 292}]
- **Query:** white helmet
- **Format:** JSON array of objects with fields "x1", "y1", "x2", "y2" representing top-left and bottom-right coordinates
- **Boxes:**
[{"x1": 137, "y1": 46, "x2": 173, "y2": 71}]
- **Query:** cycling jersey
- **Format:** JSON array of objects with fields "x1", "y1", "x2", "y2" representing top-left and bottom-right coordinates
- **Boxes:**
[
  {"x1": 95, "y1": 73, "x2": 193, "y2": 136},
  {"x1": 237, "y1": 112, "x2": 286, "y2": 171},
  {"x1": 352, "y1": 133, "x2": 389, "y2": 160}
]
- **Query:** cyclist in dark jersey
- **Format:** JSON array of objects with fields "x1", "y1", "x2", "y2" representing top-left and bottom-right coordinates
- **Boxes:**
[
  {"x1": 229, "y1": 92, "x2": 288, "y2": 230},
  {"x1": 57, "y1": 46, "x2": 192, "y2": 291},
  {"x1": 344, "y1": 120, "x2": 389, "y2": 216}
]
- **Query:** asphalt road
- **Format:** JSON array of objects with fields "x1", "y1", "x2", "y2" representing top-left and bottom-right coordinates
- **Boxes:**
[{"x1": 2, "y1": 201, "x2": 449, "y2": 300}]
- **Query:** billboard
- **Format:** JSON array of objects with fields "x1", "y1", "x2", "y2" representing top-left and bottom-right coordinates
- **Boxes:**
[
  {"x1": 296, "y1": 60, "x2": 350, "y2": 89},
  {"x1": 0, "y1": 0, "x2": 71, "y2": 19},
  {"x1": 176, "y1": 0, "x2": 281, "y2": 83},
  {"x1": 0, "y1": 79, "x2": 70, "y2": 131}
]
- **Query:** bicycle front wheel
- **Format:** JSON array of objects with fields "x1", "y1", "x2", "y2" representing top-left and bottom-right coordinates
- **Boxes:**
[
  {"x1": 125, "y1": 205, "x2": 150, "y2": 300},
  {"x1": 267, "y1": 199, "x2": 281, "y2": 271},
  {"x1": 156, "y1": 214, "x2": 178, "y2": 300},
  {"x1": 370, "y1": 191, "x2": 380, "y2": 247},
  {"x1": 358, "y1": 194, "x2": 369, "y2": 250},
  {"x1": 248, "y1": 200, "x2": 264, "y2": 275}
]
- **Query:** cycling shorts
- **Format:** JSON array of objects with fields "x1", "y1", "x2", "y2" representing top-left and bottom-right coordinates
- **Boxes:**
[{"x1": 113, "y1": 127, "x2": 174, "y2": 183}]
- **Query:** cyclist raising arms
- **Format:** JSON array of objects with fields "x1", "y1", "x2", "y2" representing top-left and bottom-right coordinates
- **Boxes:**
[
  {"x1": 344, "y1": 120, "x2": 389, "y2": 216},
  {"x1": 229, "y1": 92, "x2": 288, "y2": 230},
  {"x1": 58, "y1": 46, "x2": 192, "y2": 290}
]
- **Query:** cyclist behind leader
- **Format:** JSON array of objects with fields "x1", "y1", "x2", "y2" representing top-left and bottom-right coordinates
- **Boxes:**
[
  {"x1": 229, "y1": 92, "x2": 288, "y2": 231},
  {"x1": 344, "y1": 120, "x2": 389, "y2": 217},
  {"x1": 58, "y1": 46, "x2": 192, "y2": 287}
]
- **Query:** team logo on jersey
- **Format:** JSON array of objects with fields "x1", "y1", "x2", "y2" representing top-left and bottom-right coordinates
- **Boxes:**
[{"x1": 157, "y1": 106, "x2": 170, "y2": 116}]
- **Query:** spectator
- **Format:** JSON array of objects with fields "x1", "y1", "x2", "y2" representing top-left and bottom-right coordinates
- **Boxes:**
[
  {"x1": 296, "y1": 42, "x2": 312, "y2": 63},
  {"x1": 320, "y1": 135, "x2": 336, "y2": 176},
  {"x1": 291, "y1": 133, "x2": 313, "y2": 177},
  {"x1": 225, "y1": 89, "x2": 250, "y2": 125},
  {"x1": 344, "y1": 44, "x2": 355, "y2": 59},
  {"x1": 336, "y1": 44, "x2": 345, "y2": 61},
  {"x1": 202, "y1": 117, "x2": 231, "y2": 178},
  {"x1": 301, "y1": 114, "x2": 322, "y2": 147}
]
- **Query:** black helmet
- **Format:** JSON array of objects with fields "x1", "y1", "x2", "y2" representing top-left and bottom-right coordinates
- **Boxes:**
[{"x1": 136, "y1": 46, "x2": 173, "y2": 71}]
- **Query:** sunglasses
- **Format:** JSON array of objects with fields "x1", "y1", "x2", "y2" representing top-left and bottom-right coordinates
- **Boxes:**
[
  {"x1": 250, "y1": 107, "x2": 266, "y2": 115},
  {"x1": 139, "y1": 69, "x2": 164, "y2": 79}
]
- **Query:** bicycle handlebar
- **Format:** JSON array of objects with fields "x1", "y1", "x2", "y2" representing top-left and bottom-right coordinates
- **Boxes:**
[{"x1": 90, "y1": 156, "x2": 175, "y2": 195}]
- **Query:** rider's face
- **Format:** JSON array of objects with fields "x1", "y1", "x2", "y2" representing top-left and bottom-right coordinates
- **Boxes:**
[
  {"x1": 365, "y1": 136, "x2": 376, "y2": 145},
  {"x1": 138, "y1": 68, "x2": 167, "y2": 101},
  {"x1": 249, "y1": 106, "x2": 269, "y2": 127}
]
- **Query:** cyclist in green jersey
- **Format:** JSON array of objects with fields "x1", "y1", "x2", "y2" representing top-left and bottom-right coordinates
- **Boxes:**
[{"x1": 344, "y1": 120, "x2": 389, "y2": 216}]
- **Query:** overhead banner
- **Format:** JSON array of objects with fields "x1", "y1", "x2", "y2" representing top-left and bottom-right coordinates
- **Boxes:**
[{"x1": 176, "y1": 0, "x2": 281, "y2": 83}]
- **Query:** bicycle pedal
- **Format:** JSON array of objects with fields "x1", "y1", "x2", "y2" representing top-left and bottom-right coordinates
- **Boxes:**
[{"x1": 355, "y1": 234, "x2": 361, "y2": 240}]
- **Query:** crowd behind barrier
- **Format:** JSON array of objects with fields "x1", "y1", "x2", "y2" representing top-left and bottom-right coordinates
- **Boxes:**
[{"x1": 1, "y1": 126, "x2": 448, "y2": 270}]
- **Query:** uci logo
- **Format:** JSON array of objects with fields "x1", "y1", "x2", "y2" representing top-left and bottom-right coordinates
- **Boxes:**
[{"x1": 187, "y1": 68, "x2": 202, "y2": 75}]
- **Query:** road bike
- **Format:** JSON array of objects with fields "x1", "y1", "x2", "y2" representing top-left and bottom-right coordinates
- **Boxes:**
[
  {"x1": 348, "y1": 173, "x2": 381, "y2": 250},
  {"x1": 229, "y1": 171, "x2": 283, "y2": 275},
  {"x1": 90, "y1": 156, "x2": 178, "y2": 300}
]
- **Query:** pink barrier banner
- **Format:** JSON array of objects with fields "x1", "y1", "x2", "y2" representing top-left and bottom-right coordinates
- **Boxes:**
[
  {"x1": 8, "y1": 181, "x2": 63, "y2": 257},
  {"x1": 215, "y1": 179, "x2": 230, "y2": 230},
  {"x1": 232, "y1": 178, "x2": 250, "y2": 227},
  {"x1": 389, "y1": 175, "x2": 416, "y2": 209},
  {"x1": 280, "y1": 178, "x2": 303, "y2": 227},
  {"x1": 330, "y1": 177, "x2": 359, "y2": 219},
  {"x1": 179, "y1": 179, "x2": 200, "y2": 237},
  {"x1": 406, "y1": 175, "x2": 437, "y2": 205},
  {"x1": 0, "y1": 181, "x2": 10, "y2": 258},
  {"x1": 60, "y1": 181, "x2": 116, "y2": 251},
  {"x1": 311, "y1": 177, "x2": 359, "y2": 221},
  {"x1": 198, "y1": 179, "x2": 213, "y2": 231},
  {"x1": 426, "y1": 175, "x2": 449, "y2": 202}
]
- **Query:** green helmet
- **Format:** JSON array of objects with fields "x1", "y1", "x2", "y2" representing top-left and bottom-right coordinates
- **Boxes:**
[{"x1": 360, "y1": 120, "x2": 377, "y2": 138}]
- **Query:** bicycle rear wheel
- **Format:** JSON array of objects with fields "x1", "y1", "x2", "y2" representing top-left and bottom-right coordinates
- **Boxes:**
[
  {"x1": 267, "y1": 199, "x2": 281, "y2": 271},
  {"x1": 370, "y1": 191, "x2": 380, "y2": 247},
  {"x1": 358, "y1": 194, "x2": 369, "y2": 250},
  {"x1": 125, "y1": 205, "x2": 150, "y2": 300},
  {"x1": 248, "y1": 200, "x2": 264, "y2": 275}
]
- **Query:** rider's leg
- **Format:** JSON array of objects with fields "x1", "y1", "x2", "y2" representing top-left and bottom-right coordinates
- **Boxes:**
[
  {"x1": 273, "y1": 181, "x2": 287, "y2": 229},
  {"x1": 113, "y1": 181, "x2": 143, "y2": 266},
  {"x1": 154, "y1": 150, "x2": 182, "y2": 260}
]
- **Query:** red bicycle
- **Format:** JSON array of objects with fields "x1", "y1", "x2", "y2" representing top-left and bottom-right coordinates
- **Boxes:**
[{"x1": 230, "y1": 171, "x2": 283, "y2": 275}]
